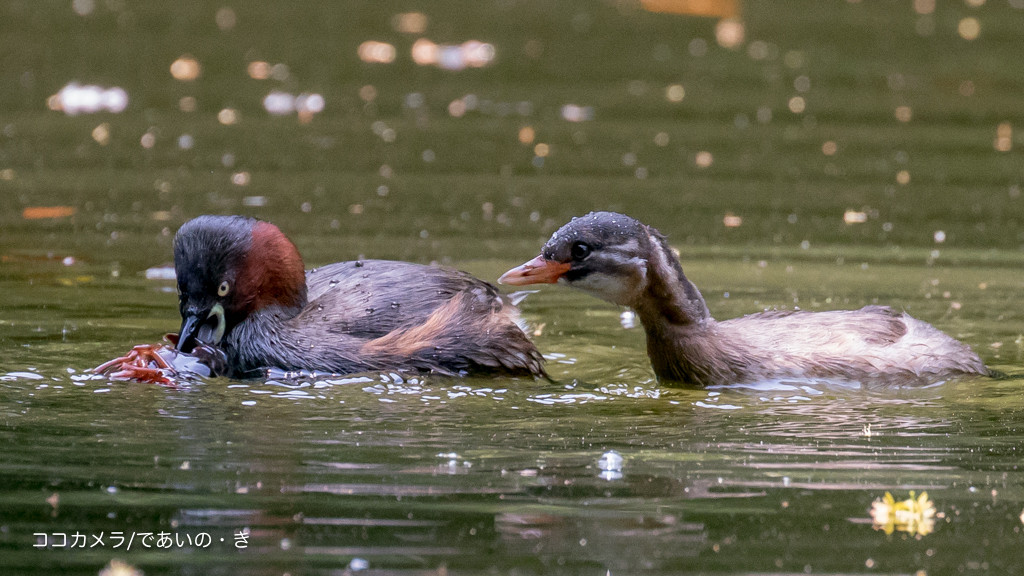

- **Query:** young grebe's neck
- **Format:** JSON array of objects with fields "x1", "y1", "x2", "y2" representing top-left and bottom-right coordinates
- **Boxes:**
[
  {"x1": 631, "y1": 230, "x2": 737, "y2": 385},
  {"x1": 632, "y1": 228, "x2": 711, "y2": 329}
]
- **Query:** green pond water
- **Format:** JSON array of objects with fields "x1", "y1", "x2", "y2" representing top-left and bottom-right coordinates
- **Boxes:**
[{"x1": 4, "y1": 0, "x2": 1024, "y2": 573}]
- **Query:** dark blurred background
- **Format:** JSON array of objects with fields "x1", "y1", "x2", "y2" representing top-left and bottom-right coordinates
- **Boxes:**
[{"x1": 2, "y1": 0, "x2": 1023, "y2": 271}]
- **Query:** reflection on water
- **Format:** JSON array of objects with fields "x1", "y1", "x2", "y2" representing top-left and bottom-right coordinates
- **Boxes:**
[
  {"x1": 5, "y1": 0, "x2": 1024, "y2": 573},
  {"x1": 47, "y1": 84, "x2": 129, "y2": 116},
  {"x1": 869, "y1": 491, "x2": 937, "y2": 537}
]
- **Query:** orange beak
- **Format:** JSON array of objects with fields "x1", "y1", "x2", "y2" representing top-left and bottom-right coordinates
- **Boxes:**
[{"x1": 499, "y1": 255, "x2": 571, "y2": 285}]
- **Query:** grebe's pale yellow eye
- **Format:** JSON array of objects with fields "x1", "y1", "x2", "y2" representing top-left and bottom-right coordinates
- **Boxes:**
[{"x1": 218, "y1": 280, "x2": 230, "y2": 297}]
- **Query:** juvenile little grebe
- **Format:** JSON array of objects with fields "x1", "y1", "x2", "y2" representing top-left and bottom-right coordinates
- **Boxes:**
[
  {"x1": 500, "y1": 211, "x2": 987, "y2": 386},
  {"x1": 173, "y1": 215, "x2": 544, "y2": 379}
]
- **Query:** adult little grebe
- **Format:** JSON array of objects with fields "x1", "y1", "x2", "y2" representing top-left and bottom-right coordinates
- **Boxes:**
[
  {"x1": 173, "y1": 215, "x2": 544, "y2": 379},
  {"x1": 499, "y1": 211, "x2": 987, "y2": 386}
]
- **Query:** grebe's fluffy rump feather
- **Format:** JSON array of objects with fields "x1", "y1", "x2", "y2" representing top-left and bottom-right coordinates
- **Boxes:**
[{"x1": 703, "y1": 306, "x2": 985, "y2": 385}]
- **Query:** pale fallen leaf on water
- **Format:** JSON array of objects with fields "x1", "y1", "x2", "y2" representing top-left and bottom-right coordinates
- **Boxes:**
[{"x1": 23, "y1": 206, "x2": 76, "y2": 219}]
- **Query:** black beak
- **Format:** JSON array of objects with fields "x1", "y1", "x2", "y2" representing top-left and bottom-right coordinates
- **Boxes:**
[
  {"x1": 176, "y1": 303, "x2": 226, "y2": 353},
  {"x1": 176, "y1": 313, "x2": 202, "y2": 353}
]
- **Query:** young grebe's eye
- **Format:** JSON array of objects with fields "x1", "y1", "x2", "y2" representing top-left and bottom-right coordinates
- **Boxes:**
[
  {"x1": 570, "y1": 242, "x2": 591, "y2": 261},
  {"x1": 218, "y1": 281, "x2": 231, "y2": 297}
]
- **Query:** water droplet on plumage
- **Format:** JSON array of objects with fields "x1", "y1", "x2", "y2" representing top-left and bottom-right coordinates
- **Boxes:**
[
  {"x1": 317, "y1": 305, "x2": 324, "y2": 311},
  {"x1": 329, "y1": 280, "x2": 338, "y2": 287},
  {"x1": 391, "y1": 302, "x2": 399, "y2": 308},
  {"x1": 365, "y1": 307, "x2": 375, "y2": 314},
  {"x1": 354, "y1": 261, "x2": 363, "y2": 267}
]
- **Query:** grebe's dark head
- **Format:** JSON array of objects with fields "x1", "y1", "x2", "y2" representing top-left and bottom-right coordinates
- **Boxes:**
[
  {"x1": 173, "y1": 215, "x2": 306, "y2": 353},
  {"x1": 499, "y1": 211, "x2": 653, "y2": 306}
]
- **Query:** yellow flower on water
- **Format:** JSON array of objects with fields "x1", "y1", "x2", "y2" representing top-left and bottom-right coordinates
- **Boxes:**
[{"x1": 870, "y1": 491, "x2": 936, "y2": 536}]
